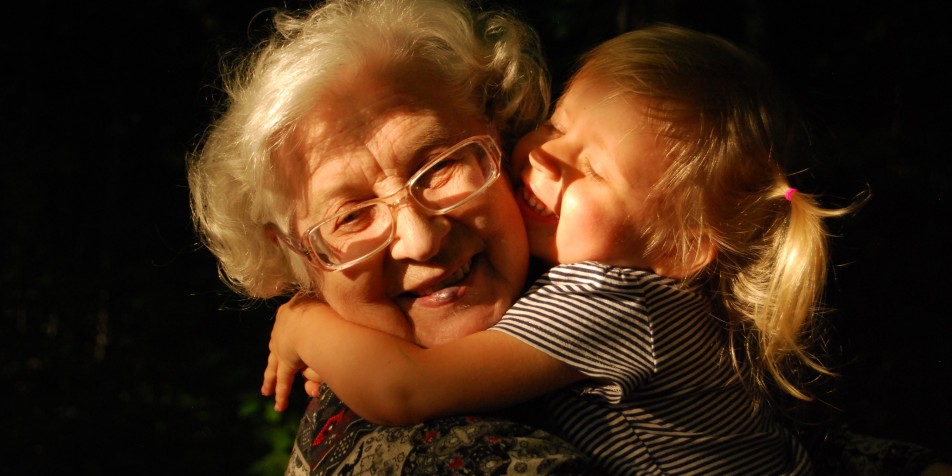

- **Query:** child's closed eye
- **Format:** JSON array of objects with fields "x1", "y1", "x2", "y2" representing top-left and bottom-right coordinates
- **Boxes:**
[{"x1": 579, "y1": 156, "x2": 604, "y2": 180}]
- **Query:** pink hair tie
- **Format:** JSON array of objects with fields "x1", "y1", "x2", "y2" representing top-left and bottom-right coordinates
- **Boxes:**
[{"x1": 784, "y1": 188, "x2": 798, "y2": 201}]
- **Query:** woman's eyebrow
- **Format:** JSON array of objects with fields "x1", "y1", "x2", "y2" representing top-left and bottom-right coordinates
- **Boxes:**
[
  {"x1": 402, "y1": 128, "x2": 475, "y2": 168},
  {"x1": 370, "y1": 118, "x2": 452, "y2": 167},
  {"x1": 415, "y1": 128, "x2": 455, "y2": 152}
]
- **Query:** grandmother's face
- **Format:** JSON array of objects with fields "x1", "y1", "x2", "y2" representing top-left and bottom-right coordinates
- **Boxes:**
[{"x1": 278, "y1": 65, "x2": 528, "y2": 347}]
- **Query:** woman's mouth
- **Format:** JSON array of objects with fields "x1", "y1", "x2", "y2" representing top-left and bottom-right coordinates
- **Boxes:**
[{"x1": 418, "y1": 258, "x2": 472, "y2": 297}]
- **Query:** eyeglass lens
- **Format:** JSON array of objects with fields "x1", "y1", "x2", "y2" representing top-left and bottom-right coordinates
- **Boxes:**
[{"x1": 310, "y1": 139, "x2": 497, "y2": 267}]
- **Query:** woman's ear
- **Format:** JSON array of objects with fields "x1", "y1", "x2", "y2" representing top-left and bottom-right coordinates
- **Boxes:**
[
  {"x1": 650, "y1": 236, "x2": 716, "y2": 279},
  {"x1": 264, "y1": 223, "x2": 280, "y2": 244}
]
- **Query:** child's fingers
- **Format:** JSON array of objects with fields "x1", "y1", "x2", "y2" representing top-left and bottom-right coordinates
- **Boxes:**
[
  {"x1": 301, "y1": 367, "x2": 323, "y2": 384},
  {"x1": 273, "y1": 364, "x2": 296, "y2": 412},
  {"x1": 304, "y1": 379, "x2": 321, "y2": 398},
  {"x1": 301, "y1": 368, "x2": 323, "y2": 397},
  {"x1": 261, "y1": 352, "x2": 279, "y2": 396},
  {"x1": 262, "y1": 352, "x2": 296, "y2": 412}
]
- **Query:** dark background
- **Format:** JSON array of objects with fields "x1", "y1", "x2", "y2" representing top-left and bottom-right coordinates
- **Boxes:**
[{"x1": 3, "y1": 0, "x2": 949, "y2": 474}]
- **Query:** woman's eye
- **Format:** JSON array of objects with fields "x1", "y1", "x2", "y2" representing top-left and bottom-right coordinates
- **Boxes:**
[
  {"x1": 419, "y1": 157, "x2": 463, "y2": 189},
  {"x1": 332, "y1": 207, "x2": 373, "y2": 233},
  {"x1": 338, "y1": 209, "x2": 361, "y2": 225}
]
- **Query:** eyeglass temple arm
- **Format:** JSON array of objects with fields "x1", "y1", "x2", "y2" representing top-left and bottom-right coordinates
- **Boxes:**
[{"x1": 265, "y1": 222, "x2": 310, "y2": 258}]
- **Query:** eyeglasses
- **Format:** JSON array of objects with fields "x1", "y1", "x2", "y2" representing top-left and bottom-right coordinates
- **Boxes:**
[{"x1": 272, "y1": 135, "x2": 501, "y2": 271}]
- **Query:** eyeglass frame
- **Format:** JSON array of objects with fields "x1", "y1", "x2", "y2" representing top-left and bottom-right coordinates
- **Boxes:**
[{"x1": 269, "y1": 135, "x2": 502, "y2": 271}]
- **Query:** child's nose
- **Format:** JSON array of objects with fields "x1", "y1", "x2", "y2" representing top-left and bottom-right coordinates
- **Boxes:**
[
  {"x1": 511, "y1": 124, "x2": 559, "y2": 176},
  {"x1": 528, "y1": 147, "x2": 562, "y2": 181}
]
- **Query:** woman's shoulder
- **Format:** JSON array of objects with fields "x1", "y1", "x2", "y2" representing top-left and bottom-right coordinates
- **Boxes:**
[{"x1": 287, "y1": 386, "x2": 590, "y2": 475}]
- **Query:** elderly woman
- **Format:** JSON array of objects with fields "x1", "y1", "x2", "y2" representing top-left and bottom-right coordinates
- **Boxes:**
[{"x1": 188, "y1": 0, "x2": 588, "y2": 473}]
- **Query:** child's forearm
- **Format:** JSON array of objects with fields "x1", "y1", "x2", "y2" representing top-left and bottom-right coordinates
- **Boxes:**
[
  {"x1": 296, "y1": 311, "x2": 584, "y2": 426},
  {"x1": 264, "y1": 297, "x2": 428, "y2": 420},
  {"x1": 295, "y1": 312, "x2": 435, "y2": 424}
]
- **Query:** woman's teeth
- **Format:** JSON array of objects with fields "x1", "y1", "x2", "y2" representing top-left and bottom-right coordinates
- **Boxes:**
[
  {"x1": 522, "y1": 187, "x2": 557, "y2": 218},
  {"x1": 419, "y1": 259, "x2": 472, "y2": 296}
]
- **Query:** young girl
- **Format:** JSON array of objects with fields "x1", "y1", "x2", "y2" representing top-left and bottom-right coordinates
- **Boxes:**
[{"x1": 264, "y1": 24, "x2": 856, "y2": 474}]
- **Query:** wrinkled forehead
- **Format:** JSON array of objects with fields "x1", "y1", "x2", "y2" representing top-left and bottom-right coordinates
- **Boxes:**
[
  {"x1": 272, "y1": 64, "x2": 485, "y2": 226},
  {"x1": 285, "y1": 95, "x2": 446, "y2": 178}
]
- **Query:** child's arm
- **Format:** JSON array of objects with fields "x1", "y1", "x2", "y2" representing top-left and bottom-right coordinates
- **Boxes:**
[
  {"x1": 260, "y1": 294, "x2": 331, "y2": 411},
  {"x1": 263, "y1": 297, "x2": 584, "y2": 426}
]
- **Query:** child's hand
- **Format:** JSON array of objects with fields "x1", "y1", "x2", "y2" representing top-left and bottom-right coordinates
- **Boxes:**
[
  {"x1": 261, "y1": 358, "x2": 322, "y2": 409},
  {"x1": 260, "y1": 294, "x2": 318, "y2": 411}
]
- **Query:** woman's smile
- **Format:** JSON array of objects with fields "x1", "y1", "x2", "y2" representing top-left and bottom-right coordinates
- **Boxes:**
[
  {"x1": 417, "y1": 257, "x2": 473, "y2": 297},
  {"x1": 396, "y1": 253, "x2": 482, "y2": 308}
]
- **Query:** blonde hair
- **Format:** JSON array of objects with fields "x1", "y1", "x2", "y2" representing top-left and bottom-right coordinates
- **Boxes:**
[
  {"x1": 187, "y1": 0, "x2": 549, "y2": 298},
  {"x1": 577, "y1": 25, "x2": 859, "y2": 400}
]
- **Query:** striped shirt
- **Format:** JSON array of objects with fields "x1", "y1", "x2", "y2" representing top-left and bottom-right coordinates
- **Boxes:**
[{"x1": 492, "y1": 262, "x2": 812, "y2": 475}]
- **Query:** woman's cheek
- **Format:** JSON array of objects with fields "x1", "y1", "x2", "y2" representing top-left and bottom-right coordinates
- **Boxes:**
[{"x1": 320, "y1": 268, "x2": 414, "y2": 341}]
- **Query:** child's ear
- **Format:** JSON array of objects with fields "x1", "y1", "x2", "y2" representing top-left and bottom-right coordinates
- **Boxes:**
[{"x1": 650, "y1": 237, "x2": 716, "y2": 279}]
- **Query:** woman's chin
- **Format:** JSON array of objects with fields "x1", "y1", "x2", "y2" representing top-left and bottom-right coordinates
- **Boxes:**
[{"x1": 419, "y1": 310, "x2": 502, "y2": 346}]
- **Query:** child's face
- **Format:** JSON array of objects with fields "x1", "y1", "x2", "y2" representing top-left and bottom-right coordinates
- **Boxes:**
[{"x1": 511, "y1": 74, "x2": 667, "y2": 269}]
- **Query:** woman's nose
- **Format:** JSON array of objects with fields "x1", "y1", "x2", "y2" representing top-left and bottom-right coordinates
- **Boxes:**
[{"x1": 389, "y1": 205, "x2": 451, "y2": 262}]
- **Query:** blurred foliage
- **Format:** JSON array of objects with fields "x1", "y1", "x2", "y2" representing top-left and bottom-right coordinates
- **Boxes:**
[
  {"x1": 2, "y1": 0, "x2": 950, "y2": 474},
  {"x1": 242, "y1": 396, "x2": 303, "y2": 476}
]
